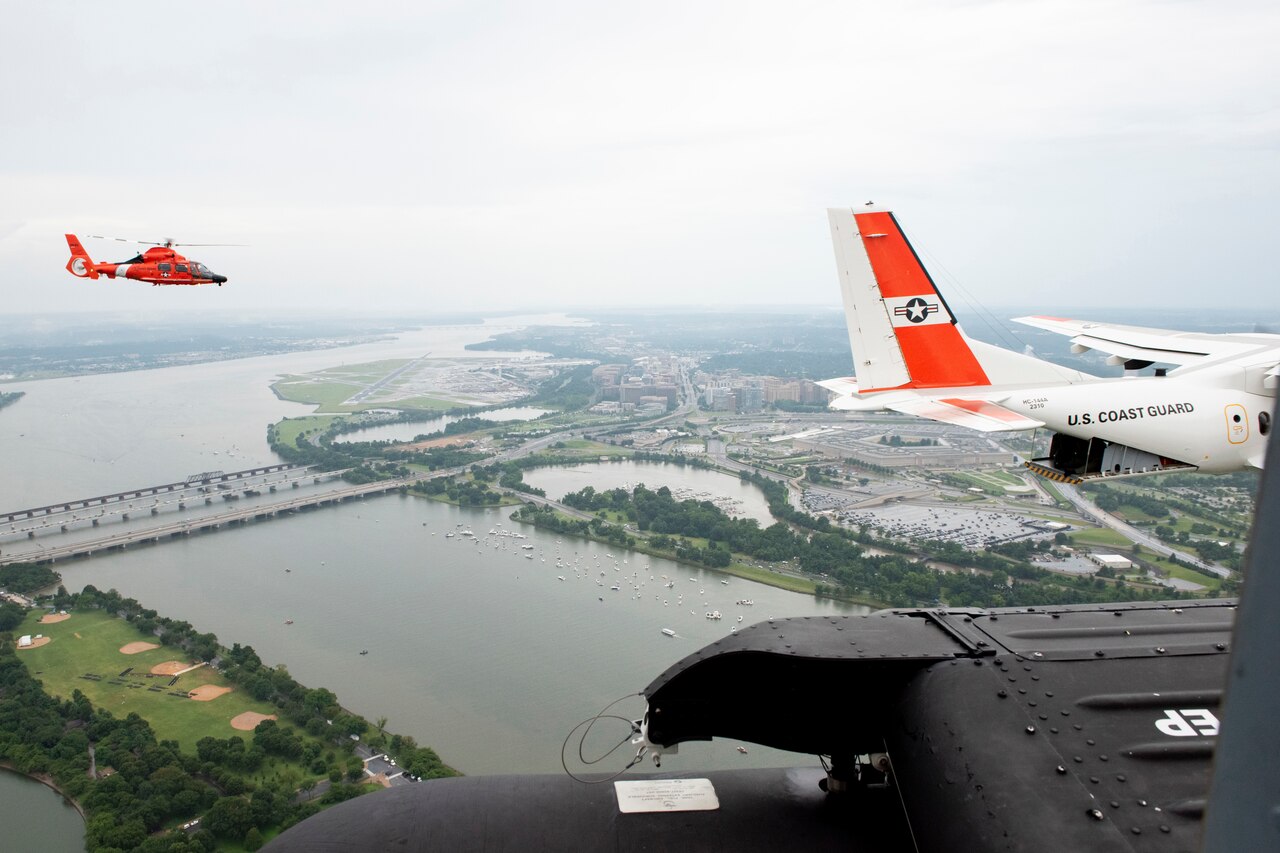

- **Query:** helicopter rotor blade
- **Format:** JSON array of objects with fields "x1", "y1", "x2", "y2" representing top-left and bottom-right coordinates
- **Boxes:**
[
  {"x1": 87, "y1": 235, "x2": 161, "y2": 245},
  {"x1": 85, "y1": 236, "x2": 247, "y2": 248}
]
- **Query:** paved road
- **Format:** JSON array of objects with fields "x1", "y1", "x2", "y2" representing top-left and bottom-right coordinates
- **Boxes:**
[{"x1": 1059, "y1": 483, "x2": 1230, "y2": 578}]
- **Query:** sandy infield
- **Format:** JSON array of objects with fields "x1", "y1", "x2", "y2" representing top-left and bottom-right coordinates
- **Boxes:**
[
  {"x1": 120, "y1": 642, "x2": 160, "y2": 655},
  {"x1": 150, "y1": 661, "x2": 188, "y2": 676},
  {"x1": 230, "y1": 711, "x2": 276, "y2": 731},
  {"x1": 17, "y1": 637, "x2": 52, "y2": 650},
  {"x1": 189, "y1": 685, "x2": 233, "y2": 702},
  {"x1": 39, "y1": 613, "x2": 70, "y2": 624}
]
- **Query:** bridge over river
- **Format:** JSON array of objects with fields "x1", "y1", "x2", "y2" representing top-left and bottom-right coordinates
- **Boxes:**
[
  {"x1": 0, "y1": 464, "x2": 458, "y2": 566},
  {"x1": 1, "y1": 464, "x2": 307, "y2": 523}
]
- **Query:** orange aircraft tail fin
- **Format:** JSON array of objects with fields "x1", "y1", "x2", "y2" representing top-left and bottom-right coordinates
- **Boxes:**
[
  {"x1": 65, "y1": 234, "x2": 99, "y2": 279},
  {"x1": 828, "y1": 207, "x2": 1088, "y2": 392}
]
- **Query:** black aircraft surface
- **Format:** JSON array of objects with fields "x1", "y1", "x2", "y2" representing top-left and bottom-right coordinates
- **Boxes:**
[{"x1": 266, "y1": 423, "x2": 1280, "y2": 852}]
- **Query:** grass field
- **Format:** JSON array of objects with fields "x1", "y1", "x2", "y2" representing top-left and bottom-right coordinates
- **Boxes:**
[
  {"x1": 536, "y1": 440, "x2": 632, "y2": 460},
  {"x1": 1036, "y1": 478, "x2": 1072, "y2": 508},
  {"x1": 723, "y1": 562, "x2": 816, "y2": 594},
  {"x1": 1155, "y1": 561, "x2": 1223, "y2": 591},
  {"x1": 944, "y1": 471, "x2": 1008, "y2": 494},
  {"x1": 272, "y1": 415, "x2": 347, "y2": 448},
  {"x1": 1068, "y1": 527, "x2": 1134, "y2": 548},
  {"x1": 17, "y1": 610, "x2": 292, "y2": 754},
  {"x1": 272, "y1": 375, "x2": 365, "y2": 409}
]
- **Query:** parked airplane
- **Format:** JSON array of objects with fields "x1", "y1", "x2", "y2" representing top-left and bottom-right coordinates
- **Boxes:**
[{"x1": 819, "y1": 205, "x2": 1277, "y2": 483}]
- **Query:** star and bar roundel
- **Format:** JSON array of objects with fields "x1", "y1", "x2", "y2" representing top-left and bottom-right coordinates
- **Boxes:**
[{"x1": 885, "y1": 294, "x2": 951, "y2": 326}]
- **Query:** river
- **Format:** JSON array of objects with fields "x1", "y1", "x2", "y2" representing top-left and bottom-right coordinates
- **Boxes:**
[
  {"x1": 0, "y1": 770, "x2": 84, "y2": 851},
  {"x1": 525, "y1": 460, "x2": 777, "y2": 526},
  {"x1": 0, "y1": 315, "x2": 861, "y2": 840},
  {"x1": 332, "y1": 406, "x2": 552, "y2": 444}
]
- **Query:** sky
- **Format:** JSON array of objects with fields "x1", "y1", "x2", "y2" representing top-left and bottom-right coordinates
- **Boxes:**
[{"x1": 2, "y1": 0, "x2": 1277, "y2": 317}]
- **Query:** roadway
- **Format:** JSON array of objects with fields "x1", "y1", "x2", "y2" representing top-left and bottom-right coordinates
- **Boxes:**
[
  {"x1": 1057, "y1": 483, "x2": 1229, "y2": 578},
  {"x1": 1, "y1": 477, "x2": 417, "y2": 565}
]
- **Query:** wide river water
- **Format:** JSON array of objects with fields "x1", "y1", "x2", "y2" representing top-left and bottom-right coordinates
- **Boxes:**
[{"x1": 0, "y1": 315, "x2": 861, "y2": 837}]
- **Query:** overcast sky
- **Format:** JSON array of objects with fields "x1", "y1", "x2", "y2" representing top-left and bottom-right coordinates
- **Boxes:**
[{"x1": 2, "y1": 1, "x2": 1276, "y2": 318}]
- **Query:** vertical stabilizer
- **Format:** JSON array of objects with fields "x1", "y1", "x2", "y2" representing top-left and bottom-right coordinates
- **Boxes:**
[
  {"x1": 828, "y1": 207, "x2": 988, "y2": 391},
  {"x1": 65, "y1": 234, "x2": 99, "y2": 280}
]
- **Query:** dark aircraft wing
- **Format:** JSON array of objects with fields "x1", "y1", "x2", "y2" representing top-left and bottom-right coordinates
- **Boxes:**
[{"x1": 268, "y1": 601, "x2": 1233, "y2": 852}]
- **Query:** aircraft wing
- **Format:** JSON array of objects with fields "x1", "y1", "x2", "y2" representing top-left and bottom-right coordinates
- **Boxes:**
[
  {"x1": 884, "y1": 397, "x2": 1044, "y2": 432},
  {"x1": 827, "y1": 388, "x2": 1044, "y2": 431},
  {"x1": 1014, "y1": 315, "x2": 1272, "y2": 367}
]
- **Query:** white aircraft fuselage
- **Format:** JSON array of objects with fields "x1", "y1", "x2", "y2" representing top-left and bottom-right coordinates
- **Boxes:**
[{"x1": 822, "y1": 205, "x2": 1276, "y2": 483}]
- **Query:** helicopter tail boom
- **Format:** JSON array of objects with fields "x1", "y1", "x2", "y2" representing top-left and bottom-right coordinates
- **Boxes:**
[{"x1": 64, "y1": 235, "x2": 99, "y2": 280}]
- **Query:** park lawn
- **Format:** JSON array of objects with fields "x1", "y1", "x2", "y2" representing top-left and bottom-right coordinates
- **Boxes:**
[
  {"x1": 723, "y1": 561, "x2": 815, "y2": 594},
  {"x1": 945, "y1": 472, "x2": 1005, "y2": 494},
  {"x1": 1068, "y1": 527, "x2": 1134, "y2": 548},
  {"x1": 1111, "y1": 505, "x2": 1162, "y2": 523},
  {"x1": 1154, "y1": 561, "x2": 1223, "y2": 592},
  {"x1": 375, "y1": 395, "x2": 455, "y2": 411},
  {"x1": 272, "y1": 377, "x2": 366, "y2": 412},
  {"x1": 273, "y1": 415, "x2": 347, "y2": 448},
  {"x1": 985, "y1": 469, "x2": 1027, "y2": 485},
  {"x1": 587, "y1": 509, "x2": 630, "y2": 525},
  {"x1": 545, "y1": 442, "x2": 632, "y2": 460},
  {"x1": 559, "y1": 439, "x2": 618, "y2": 451},
  {"x1": 1163, "y1": 512, "x2": 1246, "y2": 544},
  {"x1": 17, "y1": 610, "x2": 288, "y2": 755}
]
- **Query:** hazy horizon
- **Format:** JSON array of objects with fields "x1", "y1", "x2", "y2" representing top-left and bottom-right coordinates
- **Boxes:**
[{"x1": 3, "y1": 2, "x2": 1277, "y2": 316}]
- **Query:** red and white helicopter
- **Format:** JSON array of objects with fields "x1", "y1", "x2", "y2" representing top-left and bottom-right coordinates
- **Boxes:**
[
  {"x1": 65, "y1": 234, "x2": 229, "y2": 286},
  {"x1": 820, "y1": 205, "x2": 1277, "y2": 483}
]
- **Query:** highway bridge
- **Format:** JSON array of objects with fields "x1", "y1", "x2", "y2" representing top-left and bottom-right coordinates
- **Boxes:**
[
  {"x1": 0, "y1": 475, "x2": 422, "y2": 566},
  {"x1": 1, "y1": 464, "x2": 307, "y2": 523}
]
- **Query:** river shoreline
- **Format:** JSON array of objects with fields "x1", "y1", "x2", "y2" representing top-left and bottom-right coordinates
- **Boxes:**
[{"x1": 0, "y1": 762, "x2": 87, "y2": 821}]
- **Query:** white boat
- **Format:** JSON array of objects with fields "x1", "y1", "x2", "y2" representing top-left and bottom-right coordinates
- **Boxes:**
[
  {"x1": 557, "y1": 576, "x2": 565, "y2": 581},
  {"x1": 705, "y1": 610, "x2": 722, "y2": 620},
  {"x1": 521, "y1": 544, "x2": 535, "y2": 550},
  {"x1": 661, "y1": 628, "x2": 676, "y2": 637},
  {"x1": 445, "y1": 532, "x2": 455, "y2": 538}
]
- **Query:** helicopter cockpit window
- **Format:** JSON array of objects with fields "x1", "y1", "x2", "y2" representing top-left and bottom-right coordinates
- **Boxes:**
[
  {"x1": 157, "y1": 263, "x2": 172, "y2": 272},
  {"x1": 176, "y1": 264, "x2": 189, "y2": 273},
  {"x1": 196, "y1": 263, "x2": 211, "y2": 277}
]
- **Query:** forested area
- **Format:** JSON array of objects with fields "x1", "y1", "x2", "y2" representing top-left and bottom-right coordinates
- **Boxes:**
[
  {"x1": 266, "y1": 420, "x2": 486, "y2": 479},
  {"x1": 0, "y1": 562, "x2": 61, "y2": 594},
  {"x1": 0, "y1": 586, "x2": 456, "y2": 850},
  {"x1": 531, "y1": 478, "x2": 1189, "y2": 609}
]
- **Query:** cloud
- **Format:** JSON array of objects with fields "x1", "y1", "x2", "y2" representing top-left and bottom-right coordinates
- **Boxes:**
[{"x1": 2, "y1": 1, "x2": 1277, "y2": 314}]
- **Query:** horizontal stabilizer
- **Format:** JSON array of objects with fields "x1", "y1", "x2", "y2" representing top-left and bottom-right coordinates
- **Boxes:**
[
  {"x1": 815, "y1": 377, "x2": 860, "y2": 396},
  {"x1": 885, "y1": 397, "x2": 1044, "y2": 432}
]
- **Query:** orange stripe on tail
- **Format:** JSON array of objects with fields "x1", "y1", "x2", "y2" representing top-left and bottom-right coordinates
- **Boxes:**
[{"x1": 853, "y1": 211, "x2": 988, "y2": 390}]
